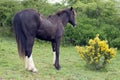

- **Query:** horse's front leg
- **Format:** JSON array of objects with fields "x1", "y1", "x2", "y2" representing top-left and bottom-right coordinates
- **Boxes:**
[
  {"x1": 51, "y1": 41, "x2": 56, "y2": 64},
  {"x1": 51, "y1": 39, "x2": 61, "y2": 70}
]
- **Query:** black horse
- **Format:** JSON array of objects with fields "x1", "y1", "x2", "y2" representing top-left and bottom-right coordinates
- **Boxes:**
[{"x1": 13, "y1": 7, "x2": 76, "y2": 72}]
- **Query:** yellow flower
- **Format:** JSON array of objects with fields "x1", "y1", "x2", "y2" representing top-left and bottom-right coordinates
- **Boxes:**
[
  {"x1": 76, "y1": 46, "x2": 80, "y2": 52},
  {"x1": 94, "y1": 36, "x2": 100, "y2": 42},
  {"x1": 94, "y1": 57, "x2": 98, "y2": 60},
  {"x1": 106, "y1": 59, "x2": 110, "y2": 63},
  {"x1": 109, "y1": 48, "x2": 116, "y2": 58},
  {"x1": 98, "y1": 41, "x2": 107, "y2": 48},
  {"x1": 76, "y1": 46, "x2": 85, "y2": 54},
  {"x1": 95, "y1": 60, "x2": 98, "y2": 63},
  {"x1": 80, "y1": 54, "x2": 84, "y2": 58},
  {"x1": 89, "y1": 61, "x2": 93, "y2": 64},
  {"x1": 96, "y1": 34, "x2": 99, "y2": 37},
  {"x1": 88, "y1": 39, "x2": 95, "y2": 45},
  {"x1": 97, "y1": 53, "x2": 101, "y2": 57},
  {"x1": 86, "y1": 46, "x2": 93, "y2": 50},
  {"x1": 91, "y1": 52, "x2": 94, "y2": 55},
  {"x1": 106, "y1": 48, "x2": 110, "y2": 53}
]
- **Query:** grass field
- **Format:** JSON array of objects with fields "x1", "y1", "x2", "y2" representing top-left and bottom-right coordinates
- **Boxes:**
[{"x1": 0, "y1": 36, "x2": 120, "y2": 80}]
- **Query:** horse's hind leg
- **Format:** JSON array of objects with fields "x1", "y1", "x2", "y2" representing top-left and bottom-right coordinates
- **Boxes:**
[
  {"x1": 26, "y1": 55, "x2": 37, "y2": 72},
  {"x1": 25, "y1": 37, "x2": 37, "y2": 72}
]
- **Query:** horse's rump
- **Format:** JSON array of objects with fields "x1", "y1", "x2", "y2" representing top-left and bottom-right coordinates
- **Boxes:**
[{"x1": 13, "y1": 9, "x2": 40, "y2": 57}]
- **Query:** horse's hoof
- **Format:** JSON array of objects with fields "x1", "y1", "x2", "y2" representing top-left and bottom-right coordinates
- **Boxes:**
[
  {"x1": 27, "y1": 67, "x2": 38, "y2": 73},
  {"x1": 32, "y1": 68, "x2": 38, "y2": 73},
  {"x1": 54, "y1": 64, "x2": 61, "y2": 70}
]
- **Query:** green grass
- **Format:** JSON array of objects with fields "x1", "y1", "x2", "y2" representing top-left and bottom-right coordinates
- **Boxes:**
[{"x1": 0, "y1": 36, "x2": 120, "y2": 80}]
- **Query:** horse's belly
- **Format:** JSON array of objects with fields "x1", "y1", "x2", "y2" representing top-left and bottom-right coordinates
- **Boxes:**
[
  {"x1": 36, "y1": 30, "x2": 55, "y2": 41},
  {"x1": 36, "y1": 35, "x2": 54, "y2": 41}
]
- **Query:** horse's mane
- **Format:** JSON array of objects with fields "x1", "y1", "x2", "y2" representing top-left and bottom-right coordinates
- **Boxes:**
[
  {"x1": 47, "y1": 9, "x2": 68, "y2": 19},
  {"x1": 55, "y1": 8, "x2": 69, "y2": 16}
]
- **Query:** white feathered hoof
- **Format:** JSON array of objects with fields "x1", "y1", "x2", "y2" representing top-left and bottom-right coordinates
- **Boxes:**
[
  {"x1": 25, "y1": 55, "x2": 38, "y2": 73},
  {"x1": 28, "y1": 67, "x2": 38, "y2": 73}
]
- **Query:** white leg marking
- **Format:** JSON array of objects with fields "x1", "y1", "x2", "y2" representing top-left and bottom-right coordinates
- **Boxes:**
[
  {"x1": 27, "y1": 55, "x2": 37, "y2": 72},
  {"x1": 53, "y1": 52, "x2": 56, "y2": 64},
  {"x1": 25, "y1": 56, "x2": 28, "y2": 69}
]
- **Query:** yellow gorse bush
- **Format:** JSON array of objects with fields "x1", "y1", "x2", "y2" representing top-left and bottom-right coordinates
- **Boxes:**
[{"x1": 76, "y1": 34, "x2": 117, "y2": 69}]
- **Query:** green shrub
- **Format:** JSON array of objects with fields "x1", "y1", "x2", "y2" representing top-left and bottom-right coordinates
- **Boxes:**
[{"x1": 111, "y1": 38, "x2": 120, "y2": 49}]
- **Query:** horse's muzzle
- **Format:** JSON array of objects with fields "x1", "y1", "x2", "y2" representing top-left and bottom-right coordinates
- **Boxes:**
[{"x1": 73, "y1": 23, "x2": 77, "y2": 27}]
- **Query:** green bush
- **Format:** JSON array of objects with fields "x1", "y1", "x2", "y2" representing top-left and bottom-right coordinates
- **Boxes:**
[
  {"x1": 0, "y1": 1, "x2": 22, "y2": 27},
  {"x1": 111, "y1": 38, "x2": 120, "y2": 49}
]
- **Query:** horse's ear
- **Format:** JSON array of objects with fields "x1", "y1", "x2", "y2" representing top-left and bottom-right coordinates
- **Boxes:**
[
  {"x1": 70, "y1": 7, "x2": 73, "y2": 10},
  {"x1": 57, "y1": 12, "x2": 61, "y2": 16}
]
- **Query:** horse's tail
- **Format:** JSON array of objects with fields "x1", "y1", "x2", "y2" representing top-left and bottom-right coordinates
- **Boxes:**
[{"x1": 13, "y1": 14, "x2": 26, "y2": 58}]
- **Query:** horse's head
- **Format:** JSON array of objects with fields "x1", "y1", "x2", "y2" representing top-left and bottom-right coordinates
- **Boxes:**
[
  {"x1": 55, "y1": 7, "x2": 76, "y2": 27},
  {"x1": 67, "y1": 7, "x2": 76, "y2": 27}
]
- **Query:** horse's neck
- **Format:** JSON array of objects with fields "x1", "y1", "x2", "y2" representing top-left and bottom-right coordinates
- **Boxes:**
[
  {"x1": 46, "y1": 13, "x2": 68, "y2": 26},
  {"x1": 59, "y1": 13, "x2": 69, "y2": 26}
]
